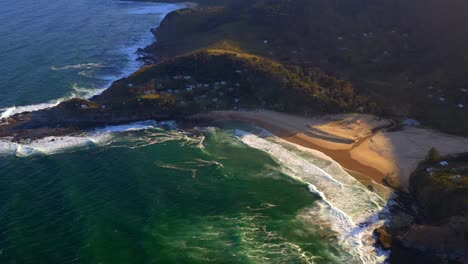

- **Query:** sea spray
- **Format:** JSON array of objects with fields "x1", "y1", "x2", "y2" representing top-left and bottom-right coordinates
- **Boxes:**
[
  {"x1": 0, "y1": 122, "x2": 375, "y2": 263},
  {"x1": 235, "y1": 129, "x2": 390, "y2": 263},
  {"x1": 0, "y1": 120, "x2": 184, "y2": 157}
]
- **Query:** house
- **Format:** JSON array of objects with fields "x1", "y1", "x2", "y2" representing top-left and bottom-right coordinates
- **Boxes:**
[
  {"x1": 220, "y1": 81, "x2": 227, "y2": 85},
  {"x1": 81, "y1": 105, "x2": 88, "y2": 109},
  {"x1": 440, "y1": 161, "x2": 449, "y2": 166},
  {"x1": 127, "y1": 83, "x2": 133, "y2": 88},
  {"x1": 203, "y1": 84, "x2": 210, "y2": 88},
  {"x1": 186, "y1": 87, "x2": 193, "y2": 92}
]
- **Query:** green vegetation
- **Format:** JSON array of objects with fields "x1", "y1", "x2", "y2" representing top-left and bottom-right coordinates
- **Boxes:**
[
  {"x1": 94, "y1": 50, "x2": 370, "y2": 117},
  {"x1": 148, "y1": 0, "x2": 468, "y2": 135},
  {"x1": 425, "y1": 147, "x2": 441, "y2": 163},
  {"x1": 410, "y1": 152, "x2": 468, "y2": 224}
]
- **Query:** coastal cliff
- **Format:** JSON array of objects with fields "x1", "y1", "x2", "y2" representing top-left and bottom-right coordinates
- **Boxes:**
[
  {"x1": 1, "y1": 1, "x2": 468, "y2": 262},
  {"x1": 403, "y1": 153, "x2": 468, "y2": 260}
]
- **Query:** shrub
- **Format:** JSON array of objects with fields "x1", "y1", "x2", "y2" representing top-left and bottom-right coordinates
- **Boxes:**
[{"x1": 425, "y1": 147, "x2": 441, "y2": 163}]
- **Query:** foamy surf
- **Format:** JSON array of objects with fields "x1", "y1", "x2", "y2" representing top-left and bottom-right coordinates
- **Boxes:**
[
  {"x1": 0, "y1": 120, "x2": 180, "y2": 157},
  {"x1": 0, "y1": 135, "x2": 109, "y2": 157},
  {"x1": 119, "y1": 2, "x2": 187, "y2": 77},
  {"x1": 0, "y1": 85, "x2": 104, "y2": 119},
  {"x1": 235, "y1": 129, "x2": 390, "y2": 264},
  {"x1": 50, "y1": 63, "x2": 104, "y2": 71},
  {"x1": 0, "y1": 2, "x2": 187, "y2": 120}
]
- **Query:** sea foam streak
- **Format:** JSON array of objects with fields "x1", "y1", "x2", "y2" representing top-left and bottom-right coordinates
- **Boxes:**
[
  {"x1": 0, "y1": 2, "x2": 185, "y2": 119},
  {"x1": 0, "y1": 85, "x2": 104, "y2": 119},
  {"x1": 50, "y1": 63, "x2": 103, "y2": 71},
  {"x1": 235, "y1": 129, "x2": 390, "y2": 264},
  {"x1": 0, "y1": 120, "x2": 180, "y2": 157}
]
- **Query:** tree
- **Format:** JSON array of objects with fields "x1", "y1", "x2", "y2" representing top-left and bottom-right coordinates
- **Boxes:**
[{"x1": 425, "y1": 147, "x2": 441, "y2": 163}]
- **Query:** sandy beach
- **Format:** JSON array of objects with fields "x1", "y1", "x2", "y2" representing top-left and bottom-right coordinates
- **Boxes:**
[{"x1": 193, "y1": 110, "x2": 468, "y2": 189}]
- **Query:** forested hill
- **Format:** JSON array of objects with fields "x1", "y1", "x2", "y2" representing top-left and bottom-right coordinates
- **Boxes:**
[{"x1": 149, "y1": 0, "x2": 468, "y2": 135}]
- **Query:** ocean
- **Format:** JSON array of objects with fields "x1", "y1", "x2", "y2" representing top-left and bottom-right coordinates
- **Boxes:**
[{"x1": 0, "y1": 1, "x2": 390, "y2": 263}]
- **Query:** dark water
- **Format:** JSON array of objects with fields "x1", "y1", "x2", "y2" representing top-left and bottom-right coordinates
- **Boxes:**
[
  {"x1": 0, "y1": 0, "x2": 181, "y2": 115},
  {"x1": 0, "y1": 1, "x2": 388, "y2": 263},
  {"x1": 0, "y1": 128, "x2": 343, "y2": 263}
]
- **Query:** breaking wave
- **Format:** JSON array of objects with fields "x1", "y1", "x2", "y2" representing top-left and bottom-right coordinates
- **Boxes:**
[
  {"x1": 0, "y1": 2, "x2": 186, "y2": 119},
  {"x1": 0, "y1": 84, "x2": 104, "y2": 119},
  {"x1": 235, "y1": 129, "x2": 390, "y2": 264},
  {"x1": 0, "y1": 120, "x2": 184, "y2": 157}
]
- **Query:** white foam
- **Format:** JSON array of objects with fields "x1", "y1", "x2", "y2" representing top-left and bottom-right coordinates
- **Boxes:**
[
  {"x1": 0, "y1": 120, "x2": 181, "y2": 157},
  {"x1": 0, "y1": 84, "x2": 104, "y2": 119},
  {"x1": 0, "y1": 134, "x2": 111, "y2": 157},
  {"x1": 1, "y1": 102, "x2": 60, "y2": 119},
  {"x1": 0, "y1": 2, "x2": 187, "y2": 119},
  {"x1": 116, "y1": 2, "x2": 186, "y2": 79},
  {"x1": 91, "y1": 120, "x2": 159, "y2": 134},
  {"x1": 50, "y1": 63, "x2": 103, "y2": 71},
  {"x1": 235, "y1": 130, "x2": 390, "y2": 263}
]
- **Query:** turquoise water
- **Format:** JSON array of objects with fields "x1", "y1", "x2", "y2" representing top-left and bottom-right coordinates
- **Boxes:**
[
  {"x1": 0, "y1": 128, "x2": 348, "y2": 263},
  {"x1": 0, "y1": 1, "x2": 389, "y2": 263}
]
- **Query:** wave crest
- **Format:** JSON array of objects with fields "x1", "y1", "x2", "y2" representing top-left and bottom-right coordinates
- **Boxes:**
[{"x1": 236, "y1": 129, "x2": 390, "y2": 263}]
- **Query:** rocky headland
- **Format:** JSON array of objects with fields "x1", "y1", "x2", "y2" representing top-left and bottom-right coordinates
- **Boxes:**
[{"x1": 1, "y1": 1, "x2": 468, "y2": 263}]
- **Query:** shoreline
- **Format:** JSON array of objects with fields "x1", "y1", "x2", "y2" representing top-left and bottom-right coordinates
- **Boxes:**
[
  {"x1": 192, "y1": 110, "x2": 468, "y2": 189},
  {"x1": 193, "y1": 111, "x2": 390, "y2": 185},
  {"x1": 0, "y1": 1, "x2": 190, "y2": 120}
]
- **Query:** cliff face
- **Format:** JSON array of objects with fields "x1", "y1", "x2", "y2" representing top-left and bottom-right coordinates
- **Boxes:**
[{"x1": 393, "y1": 153, "x2": 468, "y2": 262}]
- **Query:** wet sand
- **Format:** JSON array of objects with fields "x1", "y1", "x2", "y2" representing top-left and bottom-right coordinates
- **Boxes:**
[{"x1": 193, "y1": 110, "x2": 468, "y2": 189}]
